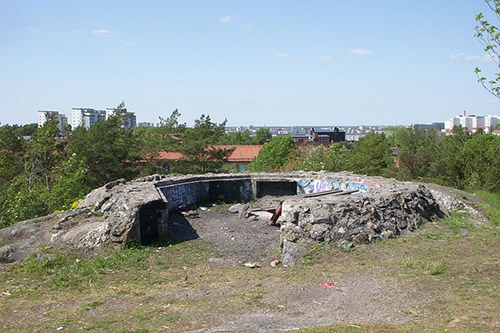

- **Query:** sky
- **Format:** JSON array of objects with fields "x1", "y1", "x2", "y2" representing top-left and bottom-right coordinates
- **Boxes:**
[{"x1": 1, "y1": 0, "x2": 499, "y2": 127}]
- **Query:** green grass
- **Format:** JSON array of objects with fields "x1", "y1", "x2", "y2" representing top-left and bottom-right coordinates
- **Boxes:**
[
  {"x1": 476, "y1": 190, "x2": 500, "y2": 226},
  {"x1": 1, "y1": 195, "x2": 500, "y2": 332},
  {"x1": 442, "y1": 212, "x2": 474, "y2": 230},
  {"x1": 10, "y1": 245, "x2": 151, "y2": 290}
]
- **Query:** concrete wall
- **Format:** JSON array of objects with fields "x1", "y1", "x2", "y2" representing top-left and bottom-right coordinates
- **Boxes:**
[{"x1": 157, "y1": 178, "x2": 253, "y2": 211}]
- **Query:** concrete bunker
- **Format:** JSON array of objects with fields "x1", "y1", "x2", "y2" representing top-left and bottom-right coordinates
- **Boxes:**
[
  {"x1": 137, "y1": 200, "x2": 166, "y2": 245},
  {"x1": 0, "y1": 172, "x2": 473, "y2": 264},
  {"x1": 256, "y1": 180, "x2": 297, "y2": 198}
]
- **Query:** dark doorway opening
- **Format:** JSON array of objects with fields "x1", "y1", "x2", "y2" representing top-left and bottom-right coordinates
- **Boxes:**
[
  {"x1": 256, "y1": 181, "x2": 297, "y2": 198},
  {"x1": 139, "y1": 201, "x2": 165, "y2": 245}
]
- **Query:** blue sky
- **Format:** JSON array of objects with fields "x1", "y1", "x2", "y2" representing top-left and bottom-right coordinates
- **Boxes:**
[{"x1": 1, "y1": 0, "x2": 499, "y2": 126}]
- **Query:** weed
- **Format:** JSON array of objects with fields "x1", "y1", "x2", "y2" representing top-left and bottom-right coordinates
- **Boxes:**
[
  {"x1": 10, "y1": 246, "x2": 151, "y2": 290},
  {"x1": 81, "y1": 300, "x2": 103, "y2": 311},
  {"x1": 339, "y1": 244, "x2": 355, "y2": 253},
  {"x1": 442, "y1": 212, "x2": 474, "y2": 230},
  {"x1": 429, "y1": 261, "x2": 447, "y2": 275},
  {"x1": 476, "y1": 190, "x2": 500, "y2": 226},
  {"x1": 164, "y1": 315, "x2": 182, "y2": 323}
]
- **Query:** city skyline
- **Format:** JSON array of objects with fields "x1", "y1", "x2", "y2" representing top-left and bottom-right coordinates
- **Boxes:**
[{"x1": 1, "y1": 0, "x2": 500, "y2": 127}]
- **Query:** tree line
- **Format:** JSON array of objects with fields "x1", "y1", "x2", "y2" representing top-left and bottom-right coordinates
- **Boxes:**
[
  {"x1": 248, "y1": 127, "x2": 500, "y2": 196},
  {"x1": 0, "y1": 105, "x2": 272, "y2": 228},
  {"x1": 2, "y1": 104, "x2": 499, "y2": 229}
]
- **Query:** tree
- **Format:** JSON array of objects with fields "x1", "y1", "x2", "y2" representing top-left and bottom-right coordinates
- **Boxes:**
[
  {"x1": 176, "y1": 114, "x2": 231, "y2": 173},
  {"x1": 68, "y1": 103, "x2": 137, "y2": 188},
  {"x1": 348, "y1": 132, "x2": 392, "y2": 176},
  {"x1": 324, "y1": 142, "x2": 352, "y2": 172},
  {"x1": 389, "y1": 126, "x2": 441, "y2": 179},
  {"x1": 474, "y1": 0, "x2": 500, "y2": 98},
  {"x1": 248, "y1": 136, "x2": 297, "y2": 172},
  {"x1": 218, "y1": 130, "x2": 255, "y2": 145},
  {"x1": 254, "y1": 128, "x2": 272, "y2": 144},
  {"x1": 461, "y1": 133, "x2": 500, "y2": 191}
]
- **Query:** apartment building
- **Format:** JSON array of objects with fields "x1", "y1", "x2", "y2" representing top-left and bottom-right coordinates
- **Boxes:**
[{"x1": 37, "y1": 110, "x2": 68, "y2": 132}]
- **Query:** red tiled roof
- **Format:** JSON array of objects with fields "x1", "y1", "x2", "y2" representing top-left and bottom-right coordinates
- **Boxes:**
[
  {"x1": 156, "y1": 145, "x2": 263, "y2": 162},
  {"x1": 209, "y1": 145, "x2": 263, "y2": 162},
  {"x1": 156, "y1": 151, "x2": 183, "y2": 161}
]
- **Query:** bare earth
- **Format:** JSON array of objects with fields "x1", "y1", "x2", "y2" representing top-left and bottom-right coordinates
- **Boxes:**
[
  {"x1": 169, "y1": 209, "x2": 426, "y2": 332},
  {"x1": 1, "y1": 203, "x2": 499, "y2": 332}
]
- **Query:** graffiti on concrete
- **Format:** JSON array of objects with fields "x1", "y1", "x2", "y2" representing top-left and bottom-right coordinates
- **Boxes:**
[{"x1": 297, "y1": 177, "x2": 374, "y2": 194}]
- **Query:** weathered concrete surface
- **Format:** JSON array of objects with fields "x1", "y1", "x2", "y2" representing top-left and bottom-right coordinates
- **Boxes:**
[
  {"x1": 0, "y1": 174, "x2": 168, "y2": 263},
  {"x1": 0, "y1": 171, "x2": 481, "y2": 264},
  {"x1": 278, "y1": 179, "x2": 442, "y2": 265}
]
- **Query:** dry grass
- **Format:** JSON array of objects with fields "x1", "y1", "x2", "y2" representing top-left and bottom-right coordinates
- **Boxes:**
[{"x1": 1, "y1": 204, "x2": 500, "y2": 332}]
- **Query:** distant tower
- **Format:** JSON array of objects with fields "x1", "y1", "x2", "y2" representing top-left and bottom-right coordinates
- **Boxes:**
[{"x1": 464, "y1": 110, "x2": 466, "y2": 116}]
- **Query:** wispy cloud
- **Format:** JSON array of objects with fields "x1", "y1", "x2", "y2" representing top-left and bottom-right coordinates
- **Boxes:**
[
  {"x1": 220, "y1": 15, "x2": 234, "y2": 23},
  {"x1": 314, "y1": 55, "x2": 334, "y2": 62},
  {"x1": 464, "y1": 54, "x2": 495, "y2": 62},
  {"x1": 276, "y1": 52, "x2": 289, "y2": 58},
  {"x1": 105, "y1": 55, "x2": 120, "y2": 61},
  {"x1": 450, "y1": 52, "x2": 494, "y2": 62},
  {"x1": 25, "y1": 27, "x2": 44, "y2": 32},
  {"x1": 348, "y1": 48, "x2": 373, "y2": 55},
  {"x1": 91, "y1": 29, "x2": 110, "y2": 36},
  {"x1": 124, "y1": 41, "x2": 134, "y2": 46},
  {"x1": 449, "y1": 52, "x2": 465, "y2": 60}
]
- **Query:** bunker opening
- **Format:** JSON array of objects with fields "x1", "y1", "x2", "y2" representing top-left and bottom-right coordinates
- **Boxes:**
[
  {"x1": 256, "y1": 181, "x2": 298, "y2": 198},
  {"x1": 137, "y1": 200, "x2": 167, "y2": 245}
]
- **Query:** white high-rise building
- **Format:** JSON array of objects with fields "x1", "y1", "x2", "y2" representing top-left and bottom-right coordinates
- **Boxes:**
[
  {"x1": 70, "y1": 107, "x2": 137, "y2": 130},
  {"x1": 71, "y1": 108, "x2": 95, "y2": 129},
  {"x1": 485, "y1": 115, "x2": 500, "y2": 130},
  {"x1": 105, "y1": 108, "x2": 137, "y2": 128},
  {"x1": 71, "y1": 108, "x2": 106, "y2": 129},
  {"x1": 444, "y1": 114, "x2": 500, "y2": 132},
  {"x1": 37, "y1": 111, "x2": 68, "y2": 132}
]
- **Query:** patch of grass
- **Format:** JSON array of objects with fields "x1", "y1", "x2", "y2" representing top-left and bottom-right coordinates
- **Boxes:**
[
  {"x1": 401, "y1": 258, "x2": 448, "y2": 276},
  {"x1": 81, "y1": 300, "x2": 103, "y2": 311},
  {"x1": 338, "y1": 244, "x2": 355, "y2": 253},
  {"x1": 442, "y1": 212, "x2": 474, "y2": 231},
  {"x1": 164, "y1": 315, "x2": 182, "y2": 323},
  {"x1": 9, "y1": 245, "x2": 151, "y2": 290},
  {"x1": 476, "y1": 190, "x2": 500, "y2": 226},
  {"x1": 0, "y1": 239, "x2": 7, "y2": 247}
]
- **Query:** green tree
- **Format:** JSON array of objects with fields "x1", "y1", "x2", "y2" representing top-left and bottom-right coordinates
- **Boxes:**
[
  {"x1": 431, "y1": 127, "x2": 471, "y2": 188},
  {"x1": 348, "y1": 132, "x2": 392, "y2": 176},
  {"x1": 324, "y1": 142, "x2": 352, "y2": 172},
  {"x1": 389, "y1": 126, "x2": 441, "y2": 179},
  {"x1": 474, "y1": 0, "x2": 500, "y2": 98},
  {"x1": 462, "y1": 133, "x2": 500, "y2": 191},
  {"x1": 218, "y1": 130, "x2": 255, "y2": 145},
  {"x1": 68, "y1": 103, "x2": 137, "y2": 188},
  {"x1": 254, "y1": 128, "x2": 272, "y2": 144},
  {"x1": 49, "y1": 153, "x2": 89, "y2": 210},
  {"x1": 248, "y1": 136, "x2": 297, "y2": 172},
  {"x1": 176, "y1": 114, "x2": 231, "y2": 173}
]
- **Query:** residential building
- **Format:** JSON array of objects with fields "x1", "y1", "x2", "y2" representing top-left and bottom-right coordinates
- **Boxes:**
[
  {"x1": 37, "y1": 110, "x2": 68, "y2": 132},
  {"x1": 71, "y1": 107, "x2": 136, "y2": 129},
  {"x1": 105, "y1": 108, "x2": 137, "y2": 128},
  {"x1": 444, "y1": 114, "x2": 500, "y2": 133},
  {"x1": 292, "y1": 127, "x2": 346, "y2": 143},
  {"x1": 155, "y1": 145, "x2": 263, "y2": 173},
  {"x1": 71, "y1": 108, "x2": 100, "y2": 129}
]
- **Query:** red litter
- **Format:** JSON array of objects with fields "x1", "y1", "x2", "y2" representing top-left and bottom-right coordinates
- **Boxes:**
[{"x1": 318, "y1": 281, "x2": 339, "y2": 289}]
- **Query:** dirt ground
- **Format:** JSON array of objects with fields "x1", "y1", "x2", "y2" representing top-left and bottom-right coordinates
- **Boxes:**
[
  {"x1": 1, "y1": 201, "x2": 499, "y2": 332},
  {"x1": 167, "y1": 208, "x2": 426, "y2": 332},
  {"x1": 169, "y1": 208, "x2": 281, "y2": 266}
]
